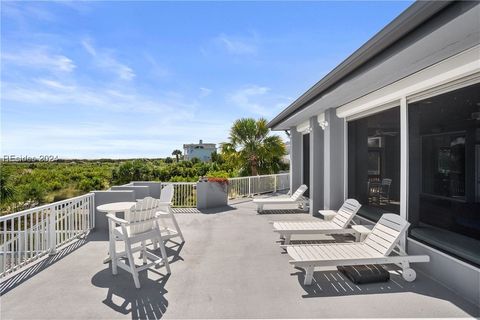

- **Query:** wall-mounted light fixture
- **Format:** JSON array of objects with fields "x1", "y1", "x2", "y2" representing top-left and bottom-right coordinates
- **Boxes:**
[{"x1": 319, "y1": 120, "x2": 329, "y2": 130}]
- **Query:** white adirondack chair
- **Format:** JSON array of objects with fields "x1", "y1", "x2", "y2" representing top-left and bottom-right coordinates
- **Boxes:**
[
  {"x1": 273, "y1": 199, "x2": 361, "y2": 244},
  {"x1": 253, "y1": 184, "x2": 309, "y2": 213},
  {"x1": 154, "y1": 184, "x2": 184, "y2": 244},
  {"x1": 107, "y1": 197, "x2": 171, "y2": 289},
  {"x1": 286, "y1": 214, "x2": 430, "y2": 285}
]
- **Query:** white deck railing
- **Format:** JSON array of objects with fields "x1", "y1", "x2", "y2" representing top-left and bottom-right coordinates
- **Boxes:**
[
  {"x1": 228, "y1": 173, "x2": 290, "y2": 199},
  {"x1": 0, "y1": 193, "x2": 95, "y2": 278},
  {"x1": 161, "y1": 182, "x2": 197, "y2": 208},
  {"x1": 162, "y1": 173, "x2": 290, "y2": 206},
  {"x1": 0, "y1": 173, "x2": 289, "y2": 277}
]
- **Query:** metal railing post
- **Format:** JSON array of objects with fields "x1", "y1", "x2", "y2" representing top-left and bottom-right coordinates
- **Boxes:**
[
  {"x1": 48, "y1": 210, "x2": 56, "y2": 255},
  {"x1": 91, "y1": 194, "x2": 95, "y2": 230},
  {"x1": 248, "y1": 177, "x2": 252, "y2": 197}
]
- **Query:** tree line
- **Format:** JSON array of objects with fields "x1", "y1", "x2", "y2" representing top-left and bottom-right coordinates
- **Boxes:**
[{"x1": 0, "y1": 118, "x2": 287, "y2": 215}]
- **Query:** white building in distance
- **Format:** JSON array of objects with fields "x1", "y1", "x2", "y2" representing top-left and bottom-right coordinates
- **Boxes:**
[{"x1": 183, "y1": 139, "x2": 216, "y2": 162}]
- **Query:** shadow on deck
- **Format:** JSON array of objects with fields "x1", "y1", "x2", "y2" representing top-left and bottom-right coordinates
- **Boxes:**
[{"x1": 1, "y1": 200, "x2": 478, "y2": 319}]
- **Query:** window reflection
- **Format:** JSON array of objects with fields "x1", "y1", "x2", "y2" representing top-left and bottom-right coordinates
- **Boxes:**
[
  {"x1": 348, "y1": 107, "x2": 401, "y2": 221},
  {"x1": 408, "y1": 83, "x2": 480, "y2": 266}
]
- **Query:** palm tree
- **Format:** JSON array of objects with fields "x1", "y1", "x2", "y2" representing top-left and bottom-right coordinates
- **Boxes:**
[
  {"x1": 172, "y1": 150, "x2": 182, "y2": 162},
  {"x1": 221, "y1": 118, "x2": 286, "y2": 176}
]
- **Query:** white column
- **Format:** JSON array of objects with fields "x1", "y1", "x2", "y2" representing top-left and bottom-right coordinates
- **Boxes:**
[
  {"x1": 400, "y1": 97, "x2": 408, "y2": 249},
  {"x1": 323, "y1": 108, "x2": 346, "y2": 210},
  {"x1": 289, "y1": 126, "x2": 302, "y2": 193},
  {"x1": 309, "y1": 117, "x2": 324, "y2": 215}
]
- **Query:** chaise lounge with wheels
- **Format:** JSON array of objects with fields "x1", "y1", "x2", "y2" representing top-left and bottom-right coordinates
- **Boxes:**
[
  {"x1": 286, "y1": 213, "x2": 430, "y2": 285},
  {"x1": 253, "y1": 184, "x2": 309, "y2": 213},
  {"x1": 273, "y1": 199, "x2": 361, "y2": 244}
]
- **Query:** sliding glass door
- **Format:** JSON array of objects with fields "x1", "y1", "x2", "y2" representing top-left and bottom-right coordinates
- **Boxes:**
[
  {"x1": 347, "y1": 107, "x2": 401, "y2": 221},
  {"x1": 408, "y1": 82, "x2": 480, "y2": 266}
]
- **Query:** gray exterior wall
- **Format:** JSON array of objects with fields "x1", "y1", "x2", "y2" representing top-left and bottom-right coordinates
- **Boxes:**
[
  {"x1": 110, "y1": 185, "x2": 150, "y2": 200},
  {"x1": 323, "y1": 109, "x2": 345, "y2": 210},
  {"x1": 130, "y1": 181, "x2": 162, "y2": 198},
  {"x1": 289, "y1": 127, "x2": 303, "y2": 194},
  {"x1": 274, "y1": 1, "x2": 480, "y2": 130},
  {"x1": 408, "y1": 239, "x2": 480, "y2": 307},
  {"x1": 92, "y1": 190, "x2": 135, "y2": 231},
  {"x1": 309, "y1": 117, "x2": 323, "y2": 215}
]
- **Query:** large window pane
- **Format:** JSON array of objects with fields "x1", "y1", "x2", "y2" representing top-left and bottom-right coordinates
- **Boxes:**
[
  {"x1": 408, "y1": 83, "x2": 480, "y2": 266},
  {"x1": 348, "y1": 107, "x2": 401, "y2": 221}
]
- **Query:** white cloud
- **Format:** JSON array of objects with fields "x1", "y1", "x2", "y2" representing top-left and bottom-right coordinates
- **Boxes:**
[
  {"x1": 81, "y1": 38, "x2": 97, "y2": 56},
  {"x1": 82, "y1": 38, "x2": 135, "y2": 81},
  {"x1": 2, "y1": 47, "x2": 76, "y2": 72},
  {"x1": 144, "y1": 53, "x2": 170, "y2": 79},
  {"x1": 214, "y1": 33, "x2": 258, "y2": 55},
  {"x1": 230, "y1": 85, "x2": 270, "y2": 116},
  {"x1": 229, "y1": 85, "x2": 292, "y2": 117},
  {"x1": 1, "y1": 79, "x2": 195, "y2": 120},
  {"x1": 1, "y1": 2, "x2": 56, "y2": 24},
  {"x1": 199, "y1": 87, "x2": 212, "y2": 97},
  {"x1": 1, "y1": 75, "x2": 226, "y2": 157},
  {"x1": 35, "y1": 78, "x2": 76, "y2": 91}
]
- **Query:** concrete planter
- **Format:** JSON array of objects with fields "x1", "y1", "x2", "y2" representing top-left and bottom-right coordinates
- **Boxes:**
[{"x1": 196, "y1": 181, "x2": 228, "y2": 210}]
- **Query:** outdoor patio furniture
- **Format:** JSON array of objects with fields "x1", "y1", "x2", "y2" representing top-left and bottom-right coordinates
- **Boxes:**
[
  {"x1": 286, "y1": 213, "x2": 430, "y2": 285},
  {"x1": 273, "y1": 199, "x2": 361, "y2": 244},
  {"x1": 154, "y1": 184, "x2": 184, "y2": 244},
  {"x1": 97, "y1": 201, "x2": 137, "y2": 263},
  {"x1": 107, "y1": 197, "x2": 171, "y2": 289},
  {"x1": 253, "y1": 184, "x2": 309, "y2": 213},
  {"x1": 369, "y1": 178, "x2": 392, "y2": 205}
]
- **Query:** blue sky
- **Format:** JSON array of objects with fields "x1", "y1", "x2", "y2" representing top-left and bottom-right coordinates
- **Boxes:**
[{"x1": 1, "y1": 1, "x2": 412, "y2": 159}]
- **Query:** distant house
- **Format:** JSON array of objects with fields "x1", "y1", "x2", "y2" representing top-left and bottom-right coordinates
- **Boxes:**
[{"x1": 183, "y1": 139, "x2": 216, "y2": 162}]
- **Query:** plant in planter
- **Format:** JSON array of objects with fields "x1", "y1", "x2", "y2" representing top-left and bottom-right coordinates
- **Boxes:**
[{"x1": 207, "y1": 177, "x2": 228, "y2": 185}]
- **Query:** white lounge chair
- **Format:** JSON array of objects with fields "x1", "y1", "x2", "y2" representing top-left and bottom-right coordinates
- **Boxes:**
[
  {"x1": 286, "y1": 213, "x2": 430, "y2": 285},
  {"x1": 253, "y1": 184, "x2": 309, "y2": 213},
  {"x1": 107, "y1": 197, "x2": 171, "y2": 289},
  {"x1": 273, "y1": 199, "x2": 361, "y2": 244}
]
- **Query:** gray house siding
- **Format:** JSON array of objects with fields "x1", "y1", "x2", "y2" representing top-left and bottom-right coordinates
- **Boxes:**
[{"x1": 323, "y1": 109, "x2": 345, "y2": 210}]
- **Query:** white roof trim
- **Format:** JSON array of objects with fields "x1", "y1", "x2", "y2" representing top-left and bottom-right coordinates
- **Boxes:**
[
  {"x1": 296, "y1": 120, "x2": 311, "y2": 134},
  {"x1": 336, "y1": 45, "x2": 480, "y2": 119},
  {"x1": 317, "y1": 113, "x2": 328, "y2": 130},
  {"x1": 317, "y1": 112, "x2": 325, "y2": 124}
]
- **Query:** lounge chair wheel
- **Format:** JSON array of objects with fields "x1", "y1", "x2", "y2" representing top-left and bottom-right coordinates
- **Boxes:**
[{"x1": 402, "y1": 268, "x2": 416, "y2": 282}]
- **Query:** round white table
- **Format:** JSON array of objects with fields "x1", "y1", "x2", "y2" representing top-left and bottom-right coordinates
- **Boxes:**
[
  {"x1": 97, "y1": 202, "x2": 137, "y2": 214},
  {"x1": 97, "y1": 202, "x2": 137, "y2": 263}
]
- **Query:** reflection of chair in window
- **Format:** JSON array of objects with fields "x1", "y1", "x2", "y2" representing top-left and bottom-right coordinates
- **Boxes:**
[
  {"x1": 369, "y1": 178, "x2": 392, "y2": 205},
  {"x1": 379, "y1": 178, "x2": 392, "y2": 204}
]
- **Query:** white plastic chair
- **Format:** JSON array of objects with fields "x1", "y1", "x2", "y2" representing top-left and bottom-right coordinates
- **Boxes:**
[
  {"x1": 273, "y1": 199, "x2": 362, "y2": 244},
  {"x1": 253, "y1": 184, "x2": 309, "y2": 213},
  {"x1": 156, "y1": 184, "x2": 184, "y2": 243},
  {"x1": 107, "y1": 197, "x2": 171, "y2": 289}
]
